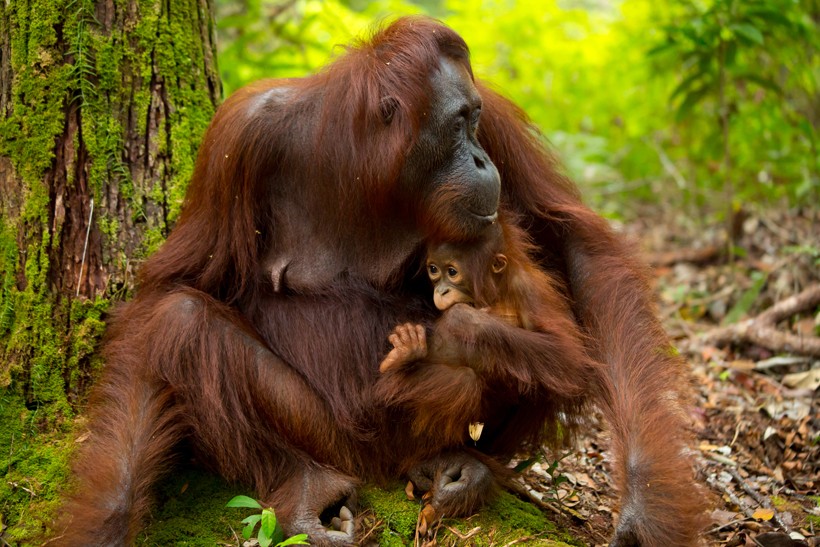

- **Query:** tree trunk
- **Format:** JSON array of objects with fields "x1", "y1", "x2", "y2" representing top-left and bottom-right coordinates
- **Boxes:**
[
  {"x1": 0, "y1": 0, "x2": 218, "y2": 428},
  {"x1": 0, "y1": 0, "x2": 219, "y2": 540}
]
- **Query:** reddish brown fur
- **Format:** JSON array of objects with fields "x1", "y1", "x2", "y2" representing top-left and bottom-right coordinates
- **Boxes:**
[
  {"x1": 376, "y1": 218, "x2": 600, "y2": 453},
  {"x1": 476, "y1": 82, "x2": 705, "y2": 545},
  {"x1": 51, "y1": 16, "x2": 703, "y2": 547}
]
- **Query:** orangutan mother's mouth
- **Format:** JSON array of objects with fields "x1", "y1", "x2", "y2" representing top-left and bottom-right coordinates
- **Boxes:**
[{"x1": 473, "y1": 210, "x2": 498, "y2": 224}]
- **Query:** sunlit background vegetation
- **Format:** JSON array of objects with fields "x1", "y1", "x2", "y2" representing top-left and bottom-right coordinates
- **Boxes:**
[{"x1": 214, "y1": 0, "x2": 818, "y2": 220}]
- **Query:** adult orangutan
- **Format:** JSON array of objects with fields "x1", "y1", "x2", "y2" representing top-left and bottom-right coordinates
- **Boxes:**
[{"x1": 52, "y1": 16, "x2": 702, "y2": 547}]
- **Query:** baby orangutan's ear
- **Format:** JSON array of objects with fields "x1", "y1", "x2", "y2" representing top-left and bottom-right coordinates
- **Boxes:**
[{"x1": 492, "y1": 254, "x2": 508, "y2": 274}]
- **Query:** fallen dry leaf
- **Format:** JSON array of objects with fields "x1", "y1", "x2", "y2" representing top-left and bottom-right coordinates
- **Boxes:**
[
  {"x1": 752, "y1": 507, "x2": 775, "y2": 521},
  {"x1": 781, "y1": 369, "x2": 820, "y2": 390}
]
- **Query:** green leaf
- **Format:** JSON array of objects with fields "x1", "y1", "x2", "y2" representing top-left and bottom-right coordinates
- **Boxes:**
[
  {"x1": 722, "y1": 272, "x2": 767, "y2": 325},
  {"x1": 647, "y1": 41, "x2": 678, "y2": 57},
  {"x1": 261, "y1": 508, "x2": 278, "y2": 538},
  {"x1": 277, "y1": 535, "x2": 310, "y2": 546},
  {"x1": 730, "y1": 23, "x2": 764, "y2": 45},
  {"x1": 258, "y1": 524, "x2": 273, "y2": 547},
  {"x1": 725, "y1": 40, "x2": 737, "y2": 67},
  {"x1": 242, "y1": 514, "x2": 263, "y2": 526},
  {"x1": 670, "y1": 70, "x2": 709, "y2": 103},
  {"x1": 242, "y1": 515, "x2": 262, "y2": 540},
  {"x1": 553, "y1": 474, "x2": 570, "y2": 486},
  {"x1": 675, "y1": 85, "x2": 712, "y2": 121},
  {"x1": 513, "y1": 456, "x2": 539, "y2": 473},
  {"x1": 737, "y1": 73, "x2": 782, "y2": 94},
  {"x1": 227, "y1": 495, "x2": 263, "y2": 509},
  {"x1": 271, "y1": 524, "x2": 285, "y2": 545},
  {"x1": 746, "y1": 8, "x2": 793, "y2": 29}
]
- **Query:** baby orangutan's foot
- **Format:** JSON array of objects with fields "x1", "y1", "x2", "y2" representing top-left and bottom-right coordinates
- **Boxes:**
[{"x1": 379, "y1": 323, "x2": 428, "y2": 372}]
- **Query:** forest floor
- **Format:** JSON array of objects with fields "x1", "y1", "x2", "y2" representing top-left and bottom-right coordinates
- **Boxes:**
[{"x1": 514, "y1": 206, "x2": 819, "y2": 547}]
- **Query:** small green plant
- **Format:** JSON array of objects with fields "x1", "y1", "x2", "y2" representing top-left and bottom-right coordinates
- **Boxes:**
[
  {"x1": 226, "y1": 495, "x2": 310, "y2": 547},
  {"x1": 722, "y1": 270, "x2": 767, "y2": 325},
  {"x1": 541, "y1": 453, "x2": 578, "y2": 507}
]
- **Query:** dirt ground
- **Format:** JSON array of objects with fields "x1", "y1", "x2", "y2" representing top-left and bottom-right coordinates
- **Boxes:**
[{"x1": 515, "y1": 207, "x2": 819, "y2": 547}]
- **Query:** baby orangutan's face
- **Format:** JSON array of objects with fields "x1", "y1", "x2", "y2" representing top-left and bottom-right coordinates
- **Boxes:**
[
  {"x1": 426, "y1": 257, "x2": 473, "y2": 310},
  {"x1": 425, "y1": 242, "x2": 506, "y2": 311}
]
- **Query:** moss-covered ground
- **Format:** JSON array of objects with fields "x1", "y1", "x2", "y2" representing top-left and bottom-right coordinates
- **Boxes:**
[
  {"x1": 137, "y1": 472, "x2": 582, "y2": 546},
  {"x1": 0, "y1": 394, "x2": 72, "y2": 545},
  {"x1": 0, "y1": 415, "x2": 583, "y2": 546}
]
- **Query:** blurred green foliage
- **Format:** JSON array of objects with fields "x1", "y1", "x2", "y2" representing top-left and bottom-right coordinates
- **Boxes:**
[{"x1": 214, "y1": 0, "x2": 819, "y2": 218}]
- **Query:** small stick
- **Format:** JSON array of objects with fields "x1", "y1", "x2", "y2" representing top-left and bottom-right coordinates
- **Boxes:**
[
  {"x1": 726, "y1": 468, "x2": 793, "y2": 534},
  {"x1": 706, "y1": 475, "x2": 755, "y2": 520},
  {"x1": 76, "y1": 198, "x2": 94, "y2": 297}
]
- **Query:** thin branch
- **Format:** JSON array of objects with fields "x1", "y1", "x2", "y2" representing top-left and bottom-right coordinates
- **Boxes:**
[
  {"x1": 701, "y1": 284, "x2": 820, "y2": 356},
  {"x1": 76, "y1": 198, "x2": 94, "y2": 297},
  {"x1": 706, "y1": 474, "x2": 755, "y2": 520},
  {"x1": 726, "y1": 468, "x2": 793, "y2": 534}
]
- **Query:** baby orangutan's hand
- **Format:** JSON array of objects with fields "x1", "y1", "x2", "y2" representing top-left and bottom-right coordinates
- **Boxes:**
[{"x1": 379, "y1": 323, "x2": 428, "y2": 372}]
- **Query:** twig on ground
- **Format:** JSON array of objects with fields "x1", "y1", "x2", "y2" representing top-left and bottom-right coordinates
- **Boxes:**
[
  {"x1": 707, "y1": 474, "x2": 756, "y2": 520},
  {"x1": 708, "y1": 517, "x2": 755, "y2": 535},
  {"x1": 443, "y1": 525, "x2": 481, "y2": 541},
  {"x1": 754, "y1": 356, "x2": 811, "y2": 370},
  {"x1": 413, "y1": 502, "x2": 422, "y2": 547},
  {"x1": 356, "y1": 511, "x2": 382, "y2": 545},
  {"x1": 501, "y1": 533, "x2": 545, "y2": 547},
  {"x1": 705, "y1": 452, "x2": 739, "y2": 467},
  {"x1": 701, "y1": 284, "x2": 820, "y2": 356},
  {"x1": 726, "y1": 468, "x2": 793, "y2": 534}
]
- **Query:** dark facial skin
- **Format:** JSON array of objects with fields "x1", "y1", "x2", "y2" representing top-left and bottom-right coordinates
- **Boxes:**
[
  {"x1": 401, "y1": 57, "x2": 501, "y2": 237},
  {"x1": 429, "y1": 58, "x2": 500, "y2": 220}
]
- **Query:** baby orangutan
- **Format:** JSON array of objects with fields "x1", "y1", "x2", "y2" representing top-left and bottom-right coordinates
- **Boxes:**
[
  {"x1": 380, "y1": 238, "x2": 517, "y2": 373},
  {"x1": 376, "y1": 220, "x2": 599, "y2": 454}
]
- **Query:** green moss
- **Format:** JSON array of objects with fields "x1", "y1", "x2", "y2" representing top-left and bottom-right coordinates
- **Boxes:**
[
  {"x1": 0, "y1": 0, "x2": 90, "y2": 425},
  {"x1": 0, "y1": 223, "x2": 20, "y2": 352},
  {"x1": 805, "y1": 496, "x2": 820, "y2": 527},
  {"x1": 358, "y1": 484, "x2": 581, "y2": 546},
  {"x1": 97, "y1": 214, "x2": 120, "y2": 242},
  {"x1": 137, "y1": 469, "x2": 243, "y2": 546},
  {"x1": 135, "y1": 479, "x2": 583, "y2": 546},
  {"x1": 141, "y1": 226, "x2": 169, "y2": 259},
  {"x1": 66, "y1": 298, "x2": 107, "y2": 390},
  {"x1": 1, "y1": 451, "x2": 585, "y2": 545},
  {"x1": 0, "y1": 0, "x2": 217, "y2": 408},
  {"x1": 0, "y1": 394, "x2": 73, "y2": 545},
  {"x1": 359, "y1": 484, "x2": 420, "y2": 544},
  {"x1": 437, "y1": 491, "x2": 583, "y2": 546}
]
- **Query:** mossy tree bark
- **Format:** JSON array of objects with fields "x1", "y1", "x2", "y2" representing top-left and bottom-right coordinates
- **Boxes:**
[
  {"x1": 0, "y1": 0, "x2": 219, "y2": 421},
  {"x1": 1, "y1": 1, "x2": 219, "y2": 540}
]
